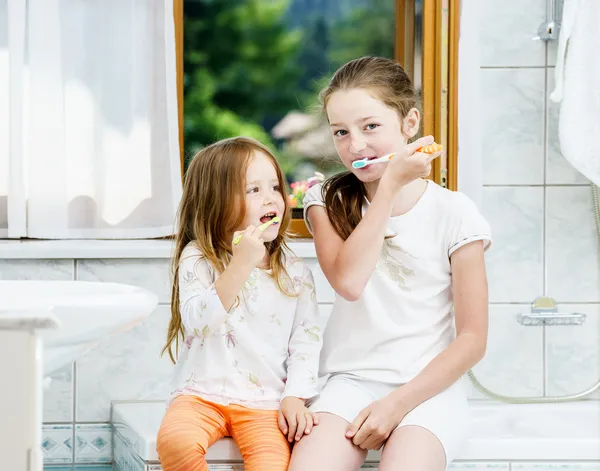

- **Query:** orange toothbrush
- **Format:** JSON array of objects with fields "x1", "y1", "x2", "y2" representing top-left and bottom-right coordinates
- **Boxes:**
[{"x1": 416, "y1": 143, "x2": 443, "y2": 154}]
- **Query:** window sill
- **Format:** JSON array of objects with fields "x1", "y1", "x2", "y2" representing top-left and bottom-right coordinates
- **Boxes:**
[
  {"x1": 0, "y1": 238, "x2": 317, "y2": 260},
  {"x1": 289, "y1": 218, "x2": 312, "y2": 238}
]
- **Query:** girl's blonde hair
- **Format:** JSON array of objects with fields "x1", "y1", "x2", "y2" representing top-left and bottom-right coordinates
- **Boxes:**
[
  {"x1": 319, "y1": 56, "x2": 420, "y2": 240},
  {"x1": 162, "y1": 136, "x2": 293, "y2": 363}
]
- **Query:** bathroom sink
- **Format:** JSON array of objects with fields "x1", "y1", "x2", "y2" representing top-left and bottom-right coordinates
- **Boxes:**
[{"x1": 0, "y1": 280, "x2": 159, "y2": 376}]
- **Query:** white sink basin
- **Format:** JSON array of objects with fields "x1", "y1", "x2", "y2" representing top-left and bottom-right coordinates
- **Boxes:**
[{"x1": 0, "y1": 280, "x2": 159, "y2": 376}]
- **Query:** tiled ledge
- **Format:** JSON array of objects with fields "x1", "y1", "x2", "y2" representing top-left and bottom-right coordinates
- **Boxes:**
[
  {"x1": 0, "y1": 239, "x2": 317, "y2": 260},
  {"x1": 112, "y1": 401, "x2": 600, "y2": 463}
]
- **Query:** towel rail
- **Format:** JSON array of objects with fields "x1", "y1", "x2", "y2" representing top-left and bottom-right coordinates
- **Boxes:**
[{"x1": 533, "y1": 0, "x2": 563, "y2": 41}]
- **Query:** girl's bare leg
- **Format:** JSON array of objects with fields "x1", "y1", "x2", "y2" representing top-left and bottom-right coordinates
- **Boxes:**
[
  {"x1": 287, "y1": 413, "x2": 367, "y2": 471},
  {"x1": 378, "y1": 425, "x2": 446, "y2": 471}
]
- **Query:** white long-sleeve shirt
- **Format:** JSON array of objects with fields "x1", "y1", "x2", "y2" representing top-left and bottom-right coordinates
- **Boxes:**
[{"x1": 169, "y1": 242, "x2": 328, "y2": 410}]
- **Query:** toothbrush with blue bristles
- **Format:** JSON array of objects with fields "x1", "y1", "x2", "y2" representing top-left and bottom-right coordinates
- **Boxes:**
[
  {"x1": 352, "y1": 152, "x2": 396, "y2": 169},
  {"x1": 352, "y1": 143, "x2": 443, "y2": 169}
]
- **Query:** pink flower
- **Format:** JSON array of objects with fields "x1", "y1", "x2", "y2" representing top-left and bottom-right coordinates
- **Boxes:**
[
  {"x1": 287, "y1": 194, "x2": 296, "y2": 206},
  {"x1": 288, "y1": 174, "x2": 323, "y2": 208}
]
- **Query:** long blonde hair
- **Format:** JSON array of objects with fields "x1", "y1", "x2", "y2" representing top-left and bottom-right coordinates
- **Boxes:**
[
  {"x1": 162, "y1": 136, "x2": 293, "y2": 363},
  {"x1": 319, "y1": 56, "x2": 420, "y2": 240}
]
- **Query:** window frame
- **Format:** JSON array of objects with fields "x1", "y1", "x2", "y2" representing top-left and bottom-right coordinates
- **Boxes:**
[{"x1": 174, "y1": 0, "x2": 459, "y2": 239}]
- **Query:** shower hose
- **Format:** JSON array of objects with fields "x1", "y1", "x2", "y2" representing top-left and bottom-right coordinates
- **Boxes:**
[{"x1": 466, "y1": 183, "x2": 600, "y2": 404}]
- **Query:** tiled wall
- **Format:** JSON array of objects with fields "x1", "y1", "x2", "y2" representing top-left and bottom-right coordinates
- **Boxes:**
[
  {"x1": 471, "y1": 0, "x2": 600, "y2": 400},
  {"x1": 1, "y1": 258, "x2": 175, "y2": 465}
]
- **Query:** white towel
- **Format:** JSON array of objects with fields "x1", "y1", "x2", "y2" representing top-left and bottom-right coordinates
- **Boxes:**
[{"x1": 550, "y1": 0, "x2": 600, "y2": 186}]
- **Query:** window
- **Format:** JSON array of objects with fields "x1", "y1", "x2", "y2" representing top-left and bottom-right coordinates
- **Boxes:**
[{"x1": 174, "y1": 0, "x2": 460, "y2": 237}]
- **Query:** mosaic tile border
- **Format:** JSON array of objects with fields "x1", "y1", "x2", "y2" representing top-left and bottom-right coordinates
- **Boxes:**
[
  {"x1": 113, "y1": 428, "x2": 146, "y2": 471},
  {"x1": 44, "y1": 467, "x2": 113, "y2": 471},
  {"x1": 42, "y1": 424, "x2": 74, "y2": 465},
  {"x1": 75, "y1": 424, "x2": 112, "y2": 464}
]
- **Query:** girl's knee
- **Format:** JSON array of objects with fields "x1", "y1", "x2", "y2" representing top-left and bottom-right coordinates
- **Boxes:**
[
  {"x1": 237, "y1": 431, "x2": 291, "y2": 471},
  {"x1": 288, "y1": 419, "x2": 366, "y2": 471},
  {"x1": 243, "y1": 447, "x2": 290, "y2": 471},
  {"x1": 379, "y1": 425, "x2": 446, "y2": 471},
  {"x1": 156, "y1": 427, "x2": 209, "y2": 470}
]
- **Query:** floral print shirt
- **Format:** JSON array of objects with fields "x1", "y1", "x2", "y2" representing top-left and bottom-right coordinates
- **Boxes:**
[{"x1": 169, "y1": 242, "x2": 328, "y2": 410}]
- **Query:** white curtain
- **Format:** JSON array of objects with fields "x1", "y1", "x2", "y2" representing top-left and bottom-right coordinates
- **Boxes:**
[
  {"x1": 457, "y1": 0, "x2": 483, "y2": 206},
  {"x1": 0, "y1": 0, "x2": 182, "y2": 239}
]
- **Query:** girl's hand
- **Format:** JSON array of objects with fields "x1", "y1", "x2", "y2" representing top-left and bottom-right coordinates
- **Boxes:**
[
  {"x1": 231, "y1": 225, "x2": 266, "y2": 267},
  {"x1": 345, "y1": 393, "x2": 408, "y2": 450},
  {"x1": 278, "y1": 396, "x2": 320, "y2": 442},
  {"x1": 381, "y1": 135, "x2": 442, "y2": 191}
]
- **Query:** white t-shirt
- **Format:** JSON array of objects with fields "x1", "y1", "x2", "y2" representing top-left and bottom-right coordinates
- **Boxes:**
[
  {"x1": 169, "y1": 242, "x2": 329, "y2": 409},
  {"x1": 303, "y1": 181, "x2": 492, "y2": 384}
]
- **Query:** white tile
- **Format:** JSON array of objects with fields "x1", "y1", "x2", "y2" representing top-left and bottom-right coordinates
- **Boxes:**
[
  {"x1": 43, "y1": 364, "x2": 73, "y2": 422},
  {"x1": 75, "y1": 305, "x2": 174, "y2": 422},
  {"x1": 304, "y1": 259, "x2": 335, "y2": 303},
  {"x1": 513, "y1": 464, "x2": 600, "y2": 471},
  {"x1": 450, "y1": 464, "x2": 509, "y2": 470},
  {"x1": 545, "y1": 69, "x2": 590, "y2": 184},
  {"x1": 319, "y1": 303, "x2": 332, "y2": 319},
  {"x1": 468, "y1": 304, "x2": 544, "y2": 398},
  {"x1": 479, "y1": 0, "x2": 546, "y2": 67},
  {"x1": 0, "y1": 259, "x2": 74, "y2": 280},
  {"x1": 482, "y1": 187, "x2": 544, "y2": 303},
  {"x1": 546, "y1": 186, "x2": 600, "y2": 302},
  {"x1": 76, "y1": 258, "x2": 171, "y2": 303},
  {"x1": 546, "y1": 304, "x2": 600, "y2": 398},
  {"x1": 480, "y1": 69, "x2": 546, "y2": 185}
]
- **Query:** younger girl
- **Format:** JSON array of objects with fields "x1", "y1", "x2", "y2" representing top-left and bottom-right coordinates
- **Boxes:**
[
  {"x1": 157, "y1": 137, "x2": 328, "y2": 471},
  {"x1": 288, "y1": 56, "x2": 492, "y2": 471}
]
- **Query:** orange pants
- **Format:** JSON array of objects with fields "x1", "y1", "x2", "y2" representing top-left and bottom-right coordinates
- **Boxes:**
[{"x1": 156, "y1": 395, "x2": 291, "y2": 471}]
